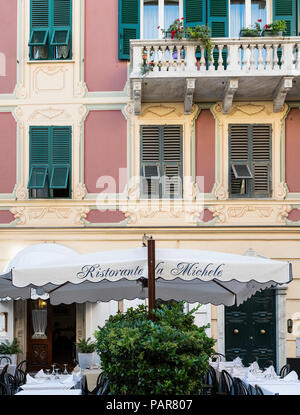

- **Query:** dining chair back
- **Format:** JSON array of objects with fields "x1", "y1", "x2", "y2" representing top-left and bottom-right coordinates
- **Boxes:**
[
  {"x1": 0, "y1": 381, "x2": 8, "y2": 395},
  {"x1": 0, "y1": 364, "x2": 9, "y2": 383},
  {"x1": 247, "y1": 384, "x2": 256, "y2": 395},
  {"x1": 220, "y1": 370, "x2": 234, "y2": 395},
  {"x1": 255, "y1": 384, "x2": 264, "y2": 395},
  {"x1": 212, "y1": 353, "x2": 226, "y2": 363},
  {"x1": 0, "y1": 356, "x2": 12, "y2": 365},
  {"x1": 233, "y1": 378, "x2": 248, "y2": 395},
  {"x1": 279, "y1": 364, "x2": 291, "y2": 378},
  {"x1": 3, "y1": 373, "x2": 17, "y2": 395}
]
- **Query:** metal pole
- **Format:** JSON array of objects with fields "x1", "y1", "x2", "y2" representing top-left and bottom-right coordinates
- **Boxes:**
[{"x1": 148, "y1": 238, "x2": 156, "y2": 321}]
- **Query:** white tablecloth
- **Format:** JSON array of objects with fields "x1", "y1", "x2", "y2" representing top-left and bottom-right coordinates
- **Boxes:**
[
  {"x1": 15, "y1": 389, "x2": 82, "y2": 395},
  {"x1": 21, "y1": 375, "x2": 75, "y2": 391}
]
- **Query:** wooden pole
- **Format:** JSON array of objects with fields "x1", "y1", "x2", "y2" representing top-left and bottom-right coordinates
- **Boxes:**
[{"x1": 147, "y1": 238, "x2": 156, "y2": 321}]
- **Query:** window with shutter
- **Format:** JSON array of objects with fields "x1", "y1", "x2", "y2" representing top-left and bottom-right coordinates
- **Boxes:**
[
  {"x1": 119, "y1": 0, "x2": 140, "y2": 60},
  {"x1": 229, "y1": 124, "x2": 272, "y2": 198},
  {"x1": 28, "y1": 126, "x2": 72, "y2": 199},
  {"x1": 140, "y1": 125, "x2": 183, "y2": 199},
  {"x1": 273, "y1": 0, "x2": 296, "y2": 36},
  {"x1": 29, "y1": 0, "x2": 72, "y2": 60}
]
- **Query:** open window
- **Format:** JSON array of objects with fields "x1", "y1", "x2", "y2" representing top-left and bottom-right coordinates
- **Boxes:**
[
  {"x1": 50, "y1": 28, "x2": 71, "y2": 59},
  {"x1": 49, "y1": 165, "x2": 70, "y2": 189}
]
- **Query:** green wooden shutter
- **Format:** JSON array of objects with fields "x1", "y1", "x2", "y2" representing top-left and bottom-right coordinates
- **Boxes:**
[
  {"x1": 30, "y1": 0, "x2": 50, "y2": 57},
  {"x1": 184, "y1": 0, "x2": 205, "y2": 27},
  {"x1": 28, "y1": 126, "x2": 50, "y2": 191},
  {"x1": 50, "y1": 126, "x2": 71, "y2": 189},
  {"x1": 251, "y1": 125, "x2": 272, "y2": 197},
  {"x1": 31, "y1": 0, "x2": 50, "y2": 27},
  {"x1": 162, "y1": 126, "x2": 183, "y2": 199},
  {"x1": 141, "y1": 125, "x2": 160, "y2": 198},
  {"x1": 207, "y1": 0, "x2": 228, "y2": 37},
  {"x1": 229, "y1": 125, "x2": 250, "y2": 196},
  {"x1": 273, "y1": 0, "x2": 296, "y2": 36},
  {"x1": 207, "y1": 0, "x2": 228, "y2": 69},
  {"x1": 119, "y1": 0, "x2": 140, "y2": 60}
]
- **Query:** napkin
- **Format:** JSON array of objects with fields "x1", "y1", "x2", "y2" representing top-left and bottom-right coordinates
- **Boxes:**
[
  {"x1": 249, "y1": 361, "x2": 259, "y2": 372},
  {"x1": 263, "y1": 365, "x2": 277, "y2": 378},
  {"x1": 26, "y1": 374, "x2": 39, "y2": 384},
  {"x1": 35, "y1": 369, "x2": 47, "y2": 379},
  {"x1": 61, "y1": 375, "x2": 74, "y2": 384},
  {"x1": 244, "y1": 372, "x2": 260, "y2": 382},
  {"x1": 282, "y1": 370, "x2": 298, "y2": 382},
  {"x1": 233, "y1": 357, "x2": 243, "y2": 367}
]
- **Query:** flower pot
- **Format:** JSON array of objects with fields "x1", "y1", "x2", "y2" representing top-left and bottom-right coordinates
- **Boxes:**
[
  {"x1": 262, "y1": 29, "x2": 282, "y2": 37},
  {"x1": 239, "y1": 30, "x2": 260, "y2": 37},
  {"x1": 78, "y1": 352, "x2": 94, "y2": 369}
]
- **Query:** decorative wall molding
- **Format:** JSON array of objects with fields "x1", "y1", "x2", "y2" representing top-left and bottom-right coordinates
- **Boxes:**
[
  {"x1": 15, "y1": 186, "x2": 28, "y2": 201},
  {"x1": 28, "y1": 107, "x2": 72, "y2": 121},
  {"x1": 74, "y1": 183, "x2": 87, "y2": 200}
]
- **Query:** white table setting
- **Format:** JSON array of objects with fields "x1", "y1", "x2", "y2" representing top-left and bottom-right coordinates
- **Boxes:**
[
  {"x1": 15, "y1": 368, "x2": 83, "y2": 395},
  {"x1": 211, "y1": 357, "x2": 300, "y2": 395}
]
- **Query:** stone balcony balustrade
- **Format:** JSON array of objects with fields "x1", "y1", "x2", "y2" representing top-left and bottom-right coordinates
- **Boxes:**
[{"x1": 130, "y1": 37, "x2": 300, "y2": 114}]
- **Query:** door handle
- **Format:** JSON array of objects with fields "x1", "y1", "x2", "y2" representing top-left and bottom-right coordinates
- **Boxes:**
[
  {"x1": 249, "y1": 336, "x2": 253, "y2": 340},
  {"x1": 260, "y1": 329, "x2": 266, "y2": 335},
  {"x1": 233, "y1": 329, "x2": 239, "y2": 334}
]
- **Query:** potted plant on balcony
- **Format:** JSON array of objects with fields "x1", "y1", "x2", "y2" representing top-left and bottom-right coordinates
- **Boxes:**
[
  {"x1": 262, "y1": 20, "x2": 286, "y2": 37},
  {"x1": 186, "y1": 25, "x2": 213, "y2": 61},
  {"x1": 0, "y1": 338, "x2": 22, "y2": 365},
  {"x1": 76, "y1": 337, "x2": 96, "y2": 369},
  {"x1": 161, "y1": 17, "x2": 186, "y2": 40},
  {"x1": 239, "y1": 21, "x2": 261, "y2": 37}
]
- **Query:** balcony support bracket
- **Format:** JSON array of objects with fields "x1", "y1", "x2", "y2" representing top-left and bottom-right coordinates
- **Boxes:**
[
  {"x1": 133, "y1": 80, "x2": 142, "y2": 115},
  {"x1": 273, "y1": 77, "x2": 294, "y2": 113},
  {"x1": 184, "y1": 78, "x2": 195, "y2": 114},
  {"x1": 223, "y1": 79, "x2": 239, "y2": 114}
]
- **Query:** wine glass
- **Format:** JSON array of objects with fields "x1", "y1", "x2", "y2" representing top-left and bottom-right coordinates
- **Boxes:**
[
  {"x1": 51, "y1": 364, "x2": 56, "y2": 376},
  {"x1": 63, "y1": 364, "x2": 68, "y2": 375},
  {"x1": 45, "y1": 369, "x2": 51, "y2": 380},
  {"x1": 54, "y1": 368, "x2": 60, "y2": 380}
]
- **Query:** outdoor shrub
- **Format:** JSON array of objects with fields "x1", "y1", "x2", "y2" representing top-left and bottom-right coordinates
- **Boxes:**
[
  {"x1": 76, "y1": 337, "x2": 96, "y2": 353},
  {"x1": 94, "y1": 302, "x2": 216, "y2": 395},
  {"x1": 0, "y1": 338, "x2": 22, "y2": 355}
]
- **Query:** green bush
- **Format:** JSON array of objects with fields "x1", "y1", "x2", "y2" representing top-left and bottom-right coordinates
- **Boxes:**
[
  {"x1": 94, "y1": 302, "x2": 216, "y2": 395},
  {"x1": 76, "y1": 337, "x2": 96, "y2": 353}
]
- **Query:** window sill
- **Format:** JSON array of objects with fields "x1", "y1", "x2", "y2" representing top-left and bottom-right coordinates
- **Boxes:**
[{"x1": 27, "y1": 59, "x2": 75, "y2": 64}]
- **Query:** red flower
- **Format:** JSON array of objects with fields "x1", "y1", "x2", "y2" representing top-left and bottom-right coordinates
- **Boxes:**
[
  {"x1": 181, "y1": 17, "x2": 184, "y2": 20},
  {"x1": 171, "y1": 29, "x2": 176, "y2": 39},
  {"x1": 177, "y1": 18, "x2": 180, "y2": 21},
  {"x1": 149, "y1": 62, "x2": 153, "y2": 65},
  {"x1": 264, "y1": 24, "x2": 268, "y2": 29},
  {"x1": 157, "y1": 25, "x2": 160, "y2": 29},
  {"x1": 257, "y1": 19, "x2": 262, "y2": 22}
]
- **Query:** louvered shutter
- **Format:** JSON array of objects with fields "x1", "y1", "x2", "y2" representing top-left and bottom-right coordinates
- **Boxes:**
[
  {"x1": 51, "y1": 0, "x2": 72, "y2": 52},
  {"x1": 162, "y1": 126, "x2": 183, "y2": 199},
  {"x1": 50, "y1": 126, "x2": 71, "y2": 189},
  {"x1": 31, "y1": 0, "x2": 50, "y2": 27},
  {"x1": 229, "y1": 124, "x2": 272, "y2": 198},
  {"x1": 141, "y1": 126, "x2": 160, "y2": 198},
  {"x1": 251, "y1": 125, "x2": 272, "y2": 197},
  {"x1": 119, "y1": 0, "x2": 140, "y2": 60},
  {"x1": 28, "y1": 127, "x2": 50, "y2": 195},
  {"x1": 207, "y1": 0, "x2": 228, "y2": 37},
  {"x1": 229, "y1": 125, "x2": 250, "y2": 196},
  {"x1": 184, "y1": 0, "x2": 205, "y2": 27},
  {"x1": 273, "y1": 0, "x2": 296, "y2": 36}
]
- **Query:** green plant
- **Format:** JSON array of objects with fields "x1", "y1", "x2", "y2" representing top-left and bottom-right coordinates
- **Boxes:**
[
  {"x1": 76, "y1": 337, "x2": 96, "y2": 353},
  {"x1": 94, "y1": 302, "x2": 216, "y2": 395},
  {"x1": 240, "y1": 22, "x2": 261, "y2": 37},
  {"x1": 0, "y1": 338, "x2": 22, "y2": 355},
  {"x1": 186, "y1": 25, "x2": 213, "y2": 61},
  {"x1": 263, "y1": 20, "x2": 286, "y2": 33},
  {"x1": 161, "y1": 17, "x2": 185, "y2": 40}
]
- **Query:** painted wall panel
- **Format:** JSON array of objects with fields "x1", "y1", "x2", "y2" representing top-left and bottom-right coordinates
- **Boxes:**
[
  {"x1": 85, "y1": 0, "x2": 127, "y2": 92},
  {"x1": 0, "y1": 113, "x2": 16, "y2": 193},
  {"x1": 0, "y1": 211, "x2": 15, "y2": 224},
  {"x1": 195, "y1": 109, "x2": 215, "y2": 193},
  {"x1": 84, "y1": 110, "x2": 127, "y2": 193},
  {"x1": 86, "y1": 209, "x2": 126, "y2": 224},
  {"x1": 0, "y1": 0, "x2": 17, "y2": 94},
  {"x1": 285, "y1": 108, "x2": 300, "y2": 193}
]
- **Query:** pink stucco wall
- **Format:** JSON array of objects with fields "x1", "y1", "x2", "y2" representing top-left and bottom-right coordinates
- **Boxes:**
[
  {"x1": 0, "y1": 211, "x2": 15, "y2": 224},
  {"x1": 86, "y1": 209, "x2": 126, "y2": 224},
  {"x1": 0, "y1": 113, "x2": 16, "y2": 193},
  {"x1": 0, "y1": 0, "x2": 17, "y2": 94},
  {"x1": 285, "y1": 109, "x2": 300, "y2": 193},
  {"x1": 84, "y1": 110, "x2": 127, "y2": 193},
  {"x1": 85, "y1": 0, "x2": 128, "y2": 92},
  {"x1": 195, "y1": 109, "x2": 215, "y2": 193},
  {"x1": 287, "y1": 209, "x2": 300, "y2": 222}
]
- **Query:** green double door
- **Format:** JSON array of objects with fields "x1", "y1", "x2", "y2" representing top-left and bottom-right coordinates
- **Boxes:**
[{"x1": 225, "y1": 289, "x2": 277, "y2": 370}]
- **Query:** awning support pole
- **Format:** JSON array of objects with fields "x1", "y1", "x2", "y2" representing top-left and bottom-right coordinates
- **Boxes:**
[{"x1": 147, "y1": 237, "x2": 156, "y2": 321}]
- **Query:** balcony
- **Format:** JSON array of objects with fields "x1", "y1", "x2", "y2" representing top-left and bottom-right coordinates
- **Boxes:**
[{"x1": 130, "y1": 37, "x2": 300, "y2": 114}]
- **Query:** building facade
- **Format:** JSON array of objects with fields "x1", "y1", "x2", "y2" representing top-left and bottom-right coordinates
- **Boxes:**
[{"x1": 0, "y1": 0, "x2": 300, "y2": 371}]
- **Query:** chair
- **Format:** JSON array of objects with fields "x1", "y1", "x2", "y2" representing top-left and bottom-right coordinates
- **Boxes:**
[
  {"x1": 3, "y1": 373, "x2": 17, "y2": 395},
  {"x1": 16, "y1": 360, "x2": 28, "y2": 375},
  {"x1": 0, "y1": 364, "x2": 9, "y2": 383},
  {"x1": 233, "y1": 378, "x2": 248, "y2": 395},
  {"x1": 96, "y1": 377, "x2": 110, "y2": 395},
  {"x1": 220, "y1": 370, "x2": 234, "y2": 395},
  {"x1": 211, "y1": 353, "x2": 226, "y2": 363},
  {"x1": 80, "y1": 375, "x2": 89, "y2": 396},
  {"x1": 0, "y1": 356, "x2": 12, "y2": 365},
  {"x1": 0, "y1": 381, "x2": 8, "y2": 395},
  {"x1": 247, "y1": 384, "x2": 256, "y2": 395},
  {"x1": 255, "y1": 384, "x2": 264, "y2": 395},
  {"x1": 279, "y1": 364, "x2": 291, "y2": 378}
]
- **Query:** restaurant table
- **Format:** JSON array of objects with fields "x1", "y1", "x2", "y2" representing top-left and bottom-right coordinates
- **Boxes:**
[
  {"x1": 15, "y1": 389, "x2": 82, "y2": 395},
  {"x1": 21, "y1": 375, "x2": 75, "y2": 391}
]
